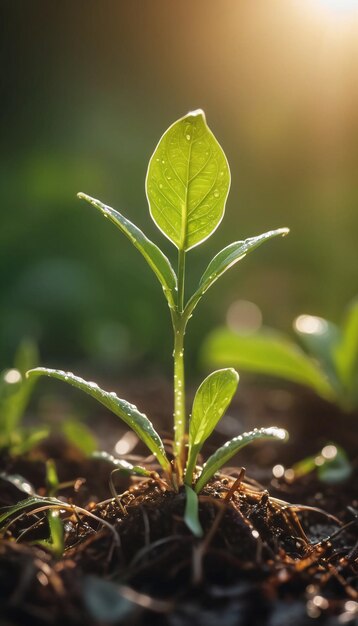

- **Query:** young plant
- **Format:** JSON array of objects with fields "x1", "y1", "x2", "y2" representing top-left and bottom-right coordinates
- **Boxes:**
[
  {"x1": 27, "y1": 110, "x2": 288, "y2": 503},
  {"x1": 202, "y1": 298, "x2": 358, "y2": 412}
]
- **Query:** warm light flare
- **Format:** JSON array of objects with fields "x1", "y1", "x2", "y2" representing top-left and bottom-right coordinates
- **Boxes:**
[{"x1": 315, "y1": 0, "x2": 358, "y2": 13}]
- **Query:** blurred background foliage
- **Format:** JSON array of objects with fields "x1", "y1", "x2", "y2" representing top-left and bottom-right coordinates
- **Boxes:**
[{"x1": 1, "y1": 0, "x2": 358, "y2": 377}]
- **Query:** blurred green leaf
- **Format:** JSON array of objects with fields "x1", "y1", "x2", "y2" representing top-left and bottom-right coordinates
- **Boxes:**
[
  {"x1": 318, "y1": 447, "x2": 352, "y2": 484},
  {"x1": 146, "y1": 110, "x2": 230, "y2": 251},
  {"x1": 185, "y1": 229, "x2": 288, "y2": 317},
  {"x1": 184, "y1": 485, "x2": 203, "y2": 537},
  {"x1": 294, "y1": 316, "x2": 342, "y2": 391},
  {"x1": 185, "y1": 368, "x2": 239, "y2": 485},
  {"x1": 27, "y1": 368, "x2": 171, "y2": 473},
  {"x1": 61, "y1": 420, "x2": 97, "y2": 456},
  {"x1": 202, "y1": 328, "x2": 335, "y2": 401},
  {"x1": 334, "y1": 299, "x2": 358, "y2": 407},
  {"x1": 0, "y1": 339, "x2": 39, "y2": 448},
  {"x1": 78, "y1": 193, "x2": 177, "y2": 309},
  {"x1": 195, "y1": 427, "x2": 288, "y2": 493},
  {"x1": 83, "y1": 576, "x2": 135, "y2": 623},
  {"x1": 46, "y1": 459, "x2": 59, "y2": 496}
]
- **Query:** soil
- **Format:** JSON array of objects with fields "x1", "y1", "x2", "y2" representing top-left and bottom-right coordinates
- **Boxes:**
[{"x1": 0, "y1": 378, "x2": 357, "y2": 626}]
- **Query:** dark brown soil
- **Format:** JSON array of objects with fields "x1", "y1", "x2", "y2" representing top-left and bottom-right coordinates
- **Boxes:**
[{"x1": 0, "y1": 380, "x2": 357, "y2": 626}]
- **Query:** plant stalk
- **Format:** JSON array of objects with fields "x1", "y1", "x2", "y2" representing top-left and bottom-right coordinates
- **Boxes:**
[{"x1": 173, "y1": 248, "x2": 187, "y2": 479}]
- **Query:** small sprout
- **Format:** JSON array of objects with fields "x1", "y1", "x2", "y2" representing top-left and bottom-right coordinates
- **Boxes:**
[{"x1": 25, "y1": 111, "x2": 289, "y2": 533}]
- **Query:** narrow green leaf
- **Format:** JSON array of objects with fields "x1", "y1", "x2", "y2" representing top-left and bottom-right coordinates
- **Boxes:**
[
  {"x1": 202, "y1": 328, "x2": 335, "y2": 401},
  {"x1": 92, "y1": 451, "x2": 151, "y2": 477},
  {"x1": 146, "y1": 109, "x2": 230, "y2": 251},
  {"x1": 0, "y1": 496, "x2": 61, "y2": 526},
  {"x1": 185, "y1": 229, "x2": 289, "y2": 317},
  {"x1": 185, "y1": 368, "x2": 239, "y2": 485},
  {"x1": 77, "y1": 193, "x2": 177, "y2": 309},
  {"x1": 184, "y1": 485, "x2": 203, "y2": 537},
  {"x1": 27, "y1": 368, "x2": 171, "y2": 474},
  {"x1": 195, "y1": 427, "x2": 288, "y2": 493}
]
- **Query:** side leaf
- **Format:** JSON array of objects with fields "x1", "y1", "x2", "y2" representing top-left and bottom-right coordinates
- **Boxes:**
[
  {"x1": 77, "y1": 193, "x2": 177, "y2": 310},
  {"x1": 202, "y1": 328, "x2": 336, "y2": 401},
  {"x1": 184, "y1": 485, "x2": 203, "y2": 537},
  {"x1": 185, "y1": 229, "x2": 289, "y2": 317},
  {"x1": 185, "y1": 368, "x2": 239, "y2": 485},
  {"x1": 195, "y1": 427, "x2": 288, "y2": 493},
  {"x1": 27, "y1": 368, "x2": 171, "y2": 474},
  {"x1": 146, "y1": 109, "x2": 230, "y2": 251}
]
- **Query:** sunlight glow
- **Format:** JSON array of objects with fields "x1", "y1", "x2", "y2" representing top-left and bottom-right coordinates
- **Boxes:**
[{"x1": 315, "y1": 0, "x2": 358, "y2": 13}]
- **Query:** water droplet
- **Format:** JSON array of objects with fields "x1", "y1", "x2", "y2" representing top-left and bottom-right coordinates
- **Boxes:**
[
  {"x1": 213, "y1": 190, "x2": 220, "y2": 198},
  {"x1": 186, "y1": 134, "x2": 191, "y2": 141}
]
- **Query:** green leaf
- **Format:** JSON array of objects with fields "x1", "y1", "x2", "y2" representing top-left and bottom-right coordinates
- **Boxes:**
[
  {"x1": 77, "y1": 193, "x2": 177, "y2": 309},
  {"x1": 195, "y1": 427, "x2": 288, "y2": 493},
  {"x1": 202, "y1": 328, "x2": 336, "y2": 401},
  {"x1": 184, "y1": 485, "x2": 203, "y2": 537},
  {"x1": 293, "y1": 314, "x2": 342, "y2": 392},
  {"x1": 35, "y1": 510, "x2": 64, "y2": 558},
  {"x1": 185, "y1": 229, "x2": 289, "y2": 317},
  {"x1": 318, "y1": 447, "x2": 352, "y2": 484},
  {"x1": 185, "y1": 368, "x2": 239, "y2": 485},
  {"x1": 92, "y1": 451, "x2": 151, "y2": 477},
  {"x1": 61, "y1": 420, "x2": 97, "y2": 456},
  {"x1": 0, "y1": 495, "x2": 61, "y2": 526},
  {"x1": 334, "y1": 299, "x2": 358, "y2": 406},
  {"x1": 46, "y1": 459, "x2": 59, "y2": 496},
  {"x1": 27, "y1": 368, "x2": 171, "y2": 474},
  {"x1": 146, "y1": 110, "x2": 230, "y2": 251},
  {"x1": 0, "y1": 339, "x2": 39, "y2": 443}
]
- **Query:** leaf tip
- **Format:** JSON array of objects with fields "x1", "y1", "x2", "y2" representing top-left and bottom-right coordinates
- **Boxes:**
[
  {"x1": 271, "y1": 427, "x2": 289, "y2": 441},
  {"x1": 187, "y1": 108, "x2": 206, "y2": 120}
]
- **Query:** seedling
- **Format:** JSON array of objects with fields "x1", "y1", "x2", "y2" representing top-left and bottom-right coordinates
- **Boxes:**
[
  {"x1": 203, "y1": 299, "x2": 358, "y2": 411},
  {"x1": 27, "y1": 110, "x2": 289, "y2": 528}
]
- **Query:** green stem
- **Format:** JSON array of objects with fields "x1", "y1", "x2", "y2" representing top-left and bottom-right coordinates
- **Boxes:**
[
  {"x1": 173, "y1": 248, "x2": 187, "y2": 478},
  {"x1": 177, "y1": 248, "x2": 186, "y2": 313}
]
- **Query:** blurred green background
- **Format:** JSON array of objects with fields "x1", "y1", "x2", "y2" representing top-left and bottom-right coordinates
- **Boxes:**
[{"x1": 1, "y1": 0, "x2": 358, "y2": 376}]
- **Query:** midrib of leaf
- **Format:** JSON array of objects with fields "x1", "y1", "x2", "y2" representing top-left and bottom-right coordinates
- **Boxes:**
[{"x1": 180, "y1": 135, "x2": 193, "y2": 251}]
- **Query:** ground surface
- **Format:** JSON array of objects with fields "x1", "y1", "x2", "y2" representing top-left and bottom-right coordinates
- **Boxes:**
[{"x1": 0, "y1": 379, "x2": 357, "y2": 625}]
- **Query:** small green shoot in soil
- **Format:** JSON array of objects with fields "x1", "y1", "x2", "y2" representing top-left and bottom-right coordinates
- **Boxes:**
[{"x1": 27, "y1": 110, "x2": 289, "y2": 533}]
